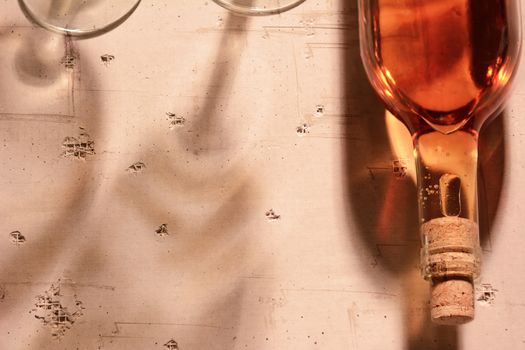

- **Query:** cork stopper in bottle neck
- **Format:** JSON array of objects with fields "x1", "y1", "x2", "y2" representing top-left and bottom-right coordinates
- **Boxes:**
[{"x1": 430, "y1": 277, "x2": 474, "y2": 325}]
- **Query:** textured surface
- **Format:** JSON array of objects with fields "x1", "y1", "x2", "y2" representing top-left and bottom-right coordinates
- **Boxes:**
[{"x1": 0, "y1": 1, "x2": 524, "y2": 349}]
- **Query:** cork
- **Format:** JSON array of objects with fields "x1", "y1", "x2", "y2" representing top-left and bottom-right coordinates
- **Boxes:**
[
  {"x1": 421, "y1": 217, "x2": 480, "y2": 278},
  {"x1": 431, "y1": 278, "x2": 474, "y2": 325},
  {"x1": 421, "y1": 217, "x2": 480, "y2": 325}
]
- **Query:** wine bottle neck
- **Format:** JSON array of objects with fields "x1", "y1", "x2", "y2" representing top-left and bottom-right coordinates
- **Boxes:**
[
  {"x1": 414, "y1": 130, "x2": 479, "y2": 224},
  {"x1": 414, "y1": 130, "x2": 482, "y2": 283}
]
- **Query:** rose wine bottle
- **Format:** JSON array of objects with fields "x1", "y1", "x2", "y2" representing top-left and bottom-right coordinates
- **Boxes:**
[{"x1": 358, "y1": 0, "x2": 522, "y2": 324}]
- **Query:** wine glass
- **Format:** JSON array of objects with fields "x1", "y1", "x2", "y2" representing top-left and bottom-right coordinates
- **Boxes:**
[
  {"x1": 19, "y1": 0, "x2": 141, "y2": 37},
  {"x1": 358, "y1": 0, "x2": 521, "y2": 324},
  {"x1": 212, "y1": 0, "x2": 306, "y2": 16}
]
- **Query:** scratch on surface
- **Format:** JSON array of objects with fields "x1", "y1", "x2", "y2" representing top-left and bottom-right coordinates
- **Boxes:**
[
  {"x1": 262, "y1": 23, "x2": 353, "y2": 38},
  {"x1": 100, "y1": 54, "x2": 115, "y2": 66},
  {"x1": 296, "y1": 123, "x2": 311, "y2": 135},
  {"x1": 282, "y1": 288, "x2": 397, "y2": 298},
  {"x1": 30, "y1": 279, "x2": 85, "y2": 339},
  {"x1": 296, "y1": 103, "x2": 361, "y2": 139},
  {"x1": 292, "y1": 42, "x2": 302, "y2": 123},
  {"x1": 241, "y1": 275, "x2": 276, "y2": 280},
  {"x1": 476, "y1": 283, "x2": 498, "y2": 306},
  {"x1": 61, "y1": 34, "x2": 77, "y2": 73},
  {"x1": 314, "y1": 104, "x2": 325, "y2": 117},
  {"x1": 265, "y1": 209, "x2": 281, "y2": 221},
  {"x1": 103, "y1": 321, "x2": 233, "y2": 338},
  {"x1": 167, "y1": 112, "x2": 186, "y2": 129},
  {"x1": 126, "y1": 162, "x2": 146, "y2": 174},
  {"x1": 347, "y1": 304, "x2": 358, "y2": 350},
  {"x1": 164, "y1": 339, "x2": 179, "y2": 349},
  {"x1": 64, "y1": 35, "x2": 78, "y2": 117},
  {"x1": 62, "y1": 128, "x2": 95, "y2": 160},
  {"x1": 392, "y1": 159, "x2": 409, "y2": 178},
  {"x1": 155, "y1": 224, "x2": 169, "y2": 237},
  {"x1": 0, "y1": 281, "x2": 115, "y2": 291},
  {"x1": 0, "y1": 113, "x2": 74, "y2": 123},
  {"x1": 304, "y1": 42, "x2": 350, "y2": 59},
  {"x1": 0, "y1": 285, "x2": 5, "y2": 301},
  {"x1": 61, "y1": 52, "x2": 76, "y2": 69},
  {"x1": 9, "y1": 231, "x2": 26, "y2": 245},
  {"x1": 366, "y1": 166, "x2": 392, "y2": 181}
]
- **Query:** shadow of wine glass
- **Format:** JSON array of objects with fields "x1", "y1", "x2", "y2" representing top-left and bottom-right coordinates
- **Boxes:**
[
  {"x1": 106, "y1": 10, "x2": 260, "y2": 348},
  {"x1": 0, "y1": 27, "x2": 103, "y2": 276},
  {"x1": 0, "y1": 23, "x2": 110, "y2": 347},
  {"x1": 339, "y1": 3, "x2": 506, "y2": 349}
]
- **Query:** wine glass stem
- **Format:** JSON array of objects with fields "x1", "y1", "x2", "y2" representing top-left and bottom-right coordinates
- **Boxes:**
[{"x1": 414, "y1": 129, "x2": 482, "y2": 282}]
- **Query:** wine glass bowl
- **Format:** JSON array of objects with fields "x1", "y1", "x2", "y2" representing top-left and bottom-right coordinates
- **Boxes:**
[
  {"x1": 212, "y1": 0, "x2": 306, "y2": 16},
  {"x1": 19, "y1": 0, "x2": 142, "y2": 37}
]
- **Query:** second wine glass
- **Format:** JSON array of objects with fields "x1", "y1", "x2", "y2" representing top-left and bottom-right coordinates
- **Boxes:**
[{"x1": 212, "y1": 0, "x2": 306, "y2": 16}]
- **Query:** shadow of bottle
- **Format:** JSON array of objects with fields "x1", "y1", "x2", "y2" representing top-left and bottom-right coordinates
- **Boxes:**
[{"x1": 339, "y1": 3, "x2": 506, "y2": 349}]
